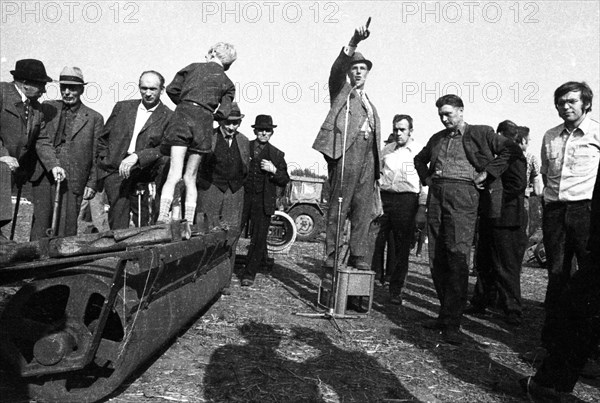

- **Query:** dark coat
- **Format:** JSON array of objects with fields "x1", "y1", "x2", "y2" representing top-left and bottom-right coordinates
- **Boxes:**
[
  {"x1": 246, "y1": 141, "x2": 290, "y2": 216},
  {"x1": 34, "y1": 101, "x2": 104, "y2": 193},
  {"x1": 97, "y1": 100, "x2": 172, "y2": 179},
  {"x1": 197, "y1": 127, "x2": 250, "y2": 191},
  {"x1": 0, "y1": 81, "x2": 47, "y2": 182},
  {"x1": 312, "y1": 48, "x2": 381, "y2": 179},
  {"x1": 414, "y1": 123, "x2": 517, "y2": 218},
  {"x1": 493, "y1": 148, "x2": 527, "y2": 227}
]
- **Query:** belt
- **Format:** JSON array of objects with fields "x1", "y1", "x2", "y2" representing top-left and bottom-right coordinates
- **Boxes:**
[{"x1": 432, "y1": 178, "x2": 474, "y2": 185}]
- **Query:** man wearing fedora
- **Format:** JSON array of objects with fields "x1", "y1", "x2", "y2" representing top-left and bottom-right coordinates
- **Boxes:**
[
  {"x1": 239, "y1": 115, "x2": 289, "y2": 287},
  {"x1": 97, "y1": 70, "x2": 173, "y2": 229},
  {"x1": 30, "y1": 66, "x2": 104, "y2": 239},
  {"x1": 0, "y1": 59, "x2": 63, "y2": 242},
  {"x1": 312, "y1": 24, "x2": 382, "y2": 271}
]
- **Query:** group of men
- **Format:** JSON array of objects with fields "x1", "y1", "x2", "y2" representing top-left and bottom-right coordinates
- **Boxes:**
[
  {"x1": 311, "y1": 24, "x2": 599, "y2": 398},
  {"x1": 0, "y1": 58, "x2": 290, "y2": 289}
]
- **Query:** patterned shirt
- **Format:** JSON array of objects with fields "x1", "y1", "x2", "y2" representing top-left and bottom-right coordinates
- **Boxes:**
[
  {"x1": 525, "y1": 151, "x2": 541, "y2": 197},
  {"x1": 541, "y1": 115, "x2": 600, "y2": 202}
]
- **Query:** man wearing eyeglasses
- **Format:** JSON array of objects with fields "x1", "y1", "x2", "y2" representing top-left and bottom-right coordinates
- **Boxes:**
[
  {"x1": 239, "y1": 115, "x2": 290, "y2": 287},
  {"x1": 0, "y1": 59, "x2": 64, "y2": 243}
]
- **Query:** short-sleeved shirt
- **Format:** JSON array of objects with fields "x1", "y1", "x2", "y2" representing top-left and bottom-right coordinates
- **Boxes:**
[{"x1": 541, "y1": 115, "x2": 600, "y2": 202}]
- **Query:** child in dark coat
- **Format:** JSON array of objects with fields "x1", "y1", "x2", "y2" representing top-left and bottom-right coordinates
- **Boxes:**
[{"x1": 158, "y1": 42, "x2": 237, "y2": 223}]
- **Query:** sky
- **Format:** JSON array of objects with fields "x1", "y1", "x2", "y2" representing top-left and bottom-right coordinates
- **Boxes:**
[{"x1": 1, "y1": 1, "x2": 599, "y2": 176}]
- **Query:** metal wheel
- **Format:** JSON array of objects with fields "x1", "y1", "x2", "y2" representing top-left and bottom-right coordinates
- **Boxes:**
[
  {"x1": 0, "y1": 273, "x2": 132, "y2": 403},
  {"x1": 267, "y1": 211, "x2": 297, "y2": 252}
]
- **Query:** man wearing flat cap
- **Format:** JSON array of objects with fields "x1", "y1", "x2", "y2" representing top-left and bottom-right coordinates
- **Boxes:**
[
  {"x1": 30, "y1": 66, "x2": 104, "y2": 239},
  {"x1": 97, "y1": 70, "x2": 173, "y2": 229},
  {"x1": 239, "y1": 115, "x2": 290, "y2": 287},
  {"x1": 312, "y1": 24, "x2": 382, "y2": 271},
  {"x1": 0, "y1": 59, "x2": 63, "y2": 242}
]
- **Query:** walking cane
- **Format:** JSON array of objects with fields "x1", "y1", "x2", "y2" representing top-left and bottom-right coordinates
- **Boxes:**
[
  {"x1": 135, "y1": 185, "x2": 145, "y2": 227},
  {"x1": 328, "y1": 84, "x2": 358, "y2": 314},
  {"x1": 47, "y1": 179, "x2": 62, "y2": 237},
  {"x1": 9, "y1": 185, "x2": 22, "y2": 240}
]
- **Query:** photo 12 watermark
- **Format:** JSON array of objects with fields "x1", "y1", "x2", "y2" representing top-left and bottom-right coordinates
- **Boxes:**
[
  {"x1": 1, "y1": 1, "x2": 140, "y2": 24},
  {"x1": 199, "y1": 1, "x2": 340, "y2": 23},
  {"x1": 401, "y1": 81, "x2": 540, "y2": 104},
  {"x1": 399, "y1": 1, "x2": 540, "y2": 24}
]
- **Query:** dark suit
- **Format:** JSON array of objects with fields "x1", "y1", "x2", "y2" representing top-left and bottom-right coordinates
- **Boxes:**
[
  {"x1": 414, "y1": 123, "x2": 515, "y2": 328},
  {"x1": 97, "y1": 99, "x2": 172, "y2": 229},
  {"x1": 312, "y1": 48, "x2": 381, "y2": 261},
  {"x1": 472, "y1": 146, "x2": 527, "y2": 316},
  {"x1": 240, "y1": 140, "x2": 289, "y2": 281},
  {"x1": 30, "y1": 100, "x2": 104, "y2": 239},
  {"x1": 0, "y1": 81, "x2": 47, "y2": 229}
]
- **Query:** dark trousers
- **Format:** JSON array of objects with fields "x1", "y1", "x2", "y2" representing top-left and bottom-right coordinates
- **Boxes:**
[
  {"x1": 472, "y1": 217, "x2": 526, "y2": 315},
  {"x1": 428, "y1": 180, "x2": 479, "y2": 328},
  {"x1": 372, "y1": 192, "x2": 419, "y2": 295},
  {"x1": 241, "y1": 191, "x2": 269, "y2": 281},
  {"x1": 30, "y1": 173, "x2": 82, "y2": 240},
  {"x1": 534, "y1": 263, "x2": 600, "y2": 392},
  {"x1": 0, "y1": 163, "x2": 13, "y2": 236},
  {"x1": 197, "y1": 184, "x2": 245, "y2": 275},
  {"x1": 541, "y1": 200, "x2": 592, "y2": 346},
  {"x1": 103, "y1": 157, "x2": 168, "y2": 230},
  {"x1": 325, "y1": 135, "x2": 376, "y2": 259}
]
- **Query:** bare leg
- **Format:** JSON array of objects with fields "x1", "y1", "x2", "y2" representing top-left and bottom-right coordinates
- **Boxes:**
[
  {"x1": 157, "y1": 146, "x2": 187, "y2": 223},
  {"x1": 182, "y1": 153, "x2": 203, "y2": 224}
]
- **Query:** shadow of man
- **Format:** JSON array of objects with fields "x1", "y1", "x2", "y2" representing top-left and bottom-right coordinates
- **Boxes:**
[{"x1": 203, "y1": 321, "x2": 420, "y2": 402}]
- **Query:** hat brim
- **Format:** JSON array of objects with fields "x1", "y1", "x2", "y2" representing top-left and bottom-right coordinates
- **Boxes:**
[
  {"x1": 226, "y1": 114, "x2": 245, "y2": 120},
  {"x1": 252, "y1": 125, "x2": 277, "y2": 129},
  {"x1": 349, "y1": 60, "x2": 373, "y2": 70},
  {"x1": 57, "y1": 80, "x2": 87, "y2": 85},
  {"x1": 10, "y1": 70, "x2": 53, "y2": 83}
]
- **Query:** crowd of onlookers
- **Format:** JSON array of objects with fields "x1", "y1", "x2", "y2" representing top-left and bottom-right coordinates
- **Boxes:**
[{"x1": 1, "y1": 23, "x2": 599, "y2": 401}]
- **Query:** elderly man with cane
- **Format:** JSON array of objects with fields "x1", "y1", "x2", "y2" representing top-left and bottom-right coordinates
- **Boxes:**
[{"x1": 313, "y1": 20, "x2": 382, "y2": 277}]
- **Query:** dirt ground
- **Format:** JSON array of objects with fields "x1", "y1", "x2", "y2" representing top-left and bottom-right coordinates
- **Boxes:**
[{"x1": 1, "y1": 203, "x2": 599, "y2": 402}]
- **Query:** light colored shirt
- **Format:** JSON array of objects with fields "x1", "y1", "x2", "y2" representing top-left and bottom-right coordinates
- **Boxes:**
[
  {"x1": 379, "y1": 138, "x2": 428, "y2": 205},
  {"x1": 127, "y1": 102, "x2": 159, "y2": 154},
  {"x1": 541, "y1": 115, "x2": 600, "y2": 202},
  {"x1": 14, "y1": 83, "x2": 27, "y2": 102}
]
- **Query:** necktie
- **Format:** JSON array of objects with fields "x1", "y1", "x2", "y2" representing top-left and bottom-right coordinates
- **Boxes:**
[
  {"x1": 359, "y1": 90, "x2": 375, "y2": 134},
  {"x1": 23, "y1": 99, "x2": 31, "y2": 133}
]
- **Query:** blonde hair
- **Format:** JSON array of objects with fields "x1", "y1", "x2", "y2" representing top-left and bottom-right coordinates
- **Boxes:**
[{"x1": 208, "y1": 42, "x2": 237, "y2": 70}]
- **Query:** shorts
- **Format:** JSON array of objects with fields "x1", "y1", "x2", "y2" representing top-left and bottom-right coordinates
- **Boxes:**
[{"x1": 162, "y1": 102, "x2": 214, "y2": 154}]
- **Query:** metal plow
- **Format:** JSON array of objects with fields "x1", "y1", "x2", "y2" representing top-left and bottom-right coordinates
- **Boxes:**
[{"x1": 0, "y1": 223, "x2": 237, "y2": 402}]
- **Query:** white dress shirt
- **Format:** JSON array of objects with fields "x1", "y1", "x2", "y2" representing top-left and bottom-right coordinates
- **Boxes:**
[{"x1": 127, "y1": 102, "x2": 159, "y2": 154}]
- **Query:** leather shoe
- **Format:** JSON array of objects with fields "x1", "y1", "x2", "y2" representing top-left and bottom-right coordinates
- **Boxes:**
[
  {"x1": 463, "y1": 304, "x2": 487, "y2": 315},
  {"x1": 422, "y1": 319, "x2": 446, "y2": 330},
  {"x1": 241, "y1": 279, "x2": 254, "y2": 287},
  {"x1": 442, "y1": 328, "x2": 465, "y2": 345},
  {"x1": 351, "y1": 256, "x2": 370, "y2": 271},
  {"x1": 389, "y1": 294, "x2": 403, "y2": 305}
]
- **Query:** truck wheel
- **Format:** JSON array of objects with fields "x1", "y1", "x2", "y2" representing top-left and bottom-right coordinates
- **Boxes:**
[
  {"x1": 267, "y1": 211, "x2": 297, "y2": 253},
  {"x1": 288, "y1": 205, "x2": 324, "y2": 242}
]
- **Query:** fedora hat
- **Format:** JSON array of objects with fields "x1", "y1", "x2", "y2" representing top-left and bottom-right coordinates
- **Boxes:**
[
  {"x1": 348, "y1": 52, "x2": 372, "y2": 71},
  {"x1": 251, "y1": 114, "x2": 277, "y2": 130},
  {"x1": 10, "y1": 59, "x2": 52, "y2": 83},
  {"x1": 58, "y1": 66, "x2": 87, "y2": 85},
  {"x1": 227, "y1": 102, "x2": 244, "y2": 120}
]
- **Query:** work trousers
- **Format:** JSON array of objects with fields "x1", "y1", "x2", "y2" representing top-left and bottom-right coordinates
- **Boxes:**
[
  {"x1": 427, "y1": 180, "x2": 479, "y2": 328},
  {"x1": 240, "y1": 191, "x2": 269, "y2": 281},
  {"x1": 372, "y1": 192, "x2": 419, "y2": 295},
  {"x1": 534, "y1": 263, "x2": 600, "y2": 392},
  {"x1": 30, "y1": 173, "x2": 82, "y2": 240},
  {"x1": 325, "y1": 134, "x2": 376, "y2": 259},
  {"x1": 541, "y1": 200, "x2": 592, "y2": 346},
  {"x1": 472, "y1": 218, "x2": 526, "y2": 315}
]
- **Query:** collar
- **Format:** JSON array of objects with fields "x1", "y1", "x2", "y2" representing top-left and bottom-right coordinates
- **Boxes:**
[
  {"x1": 138, "y1": 101, "x2": 160, "y2": 113},
  {"x1": 562, "y1": 114, "x2": 592, "y2": 136},
  {"x1": 63, "y1": 102, "x2": 81, "y2": 114},
  {"x1": 13, "y1": 83, "x2": 27, "y2": 103},
  {"x1": 219, "y1": 126, "x2": 237, "y2": 138}
]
